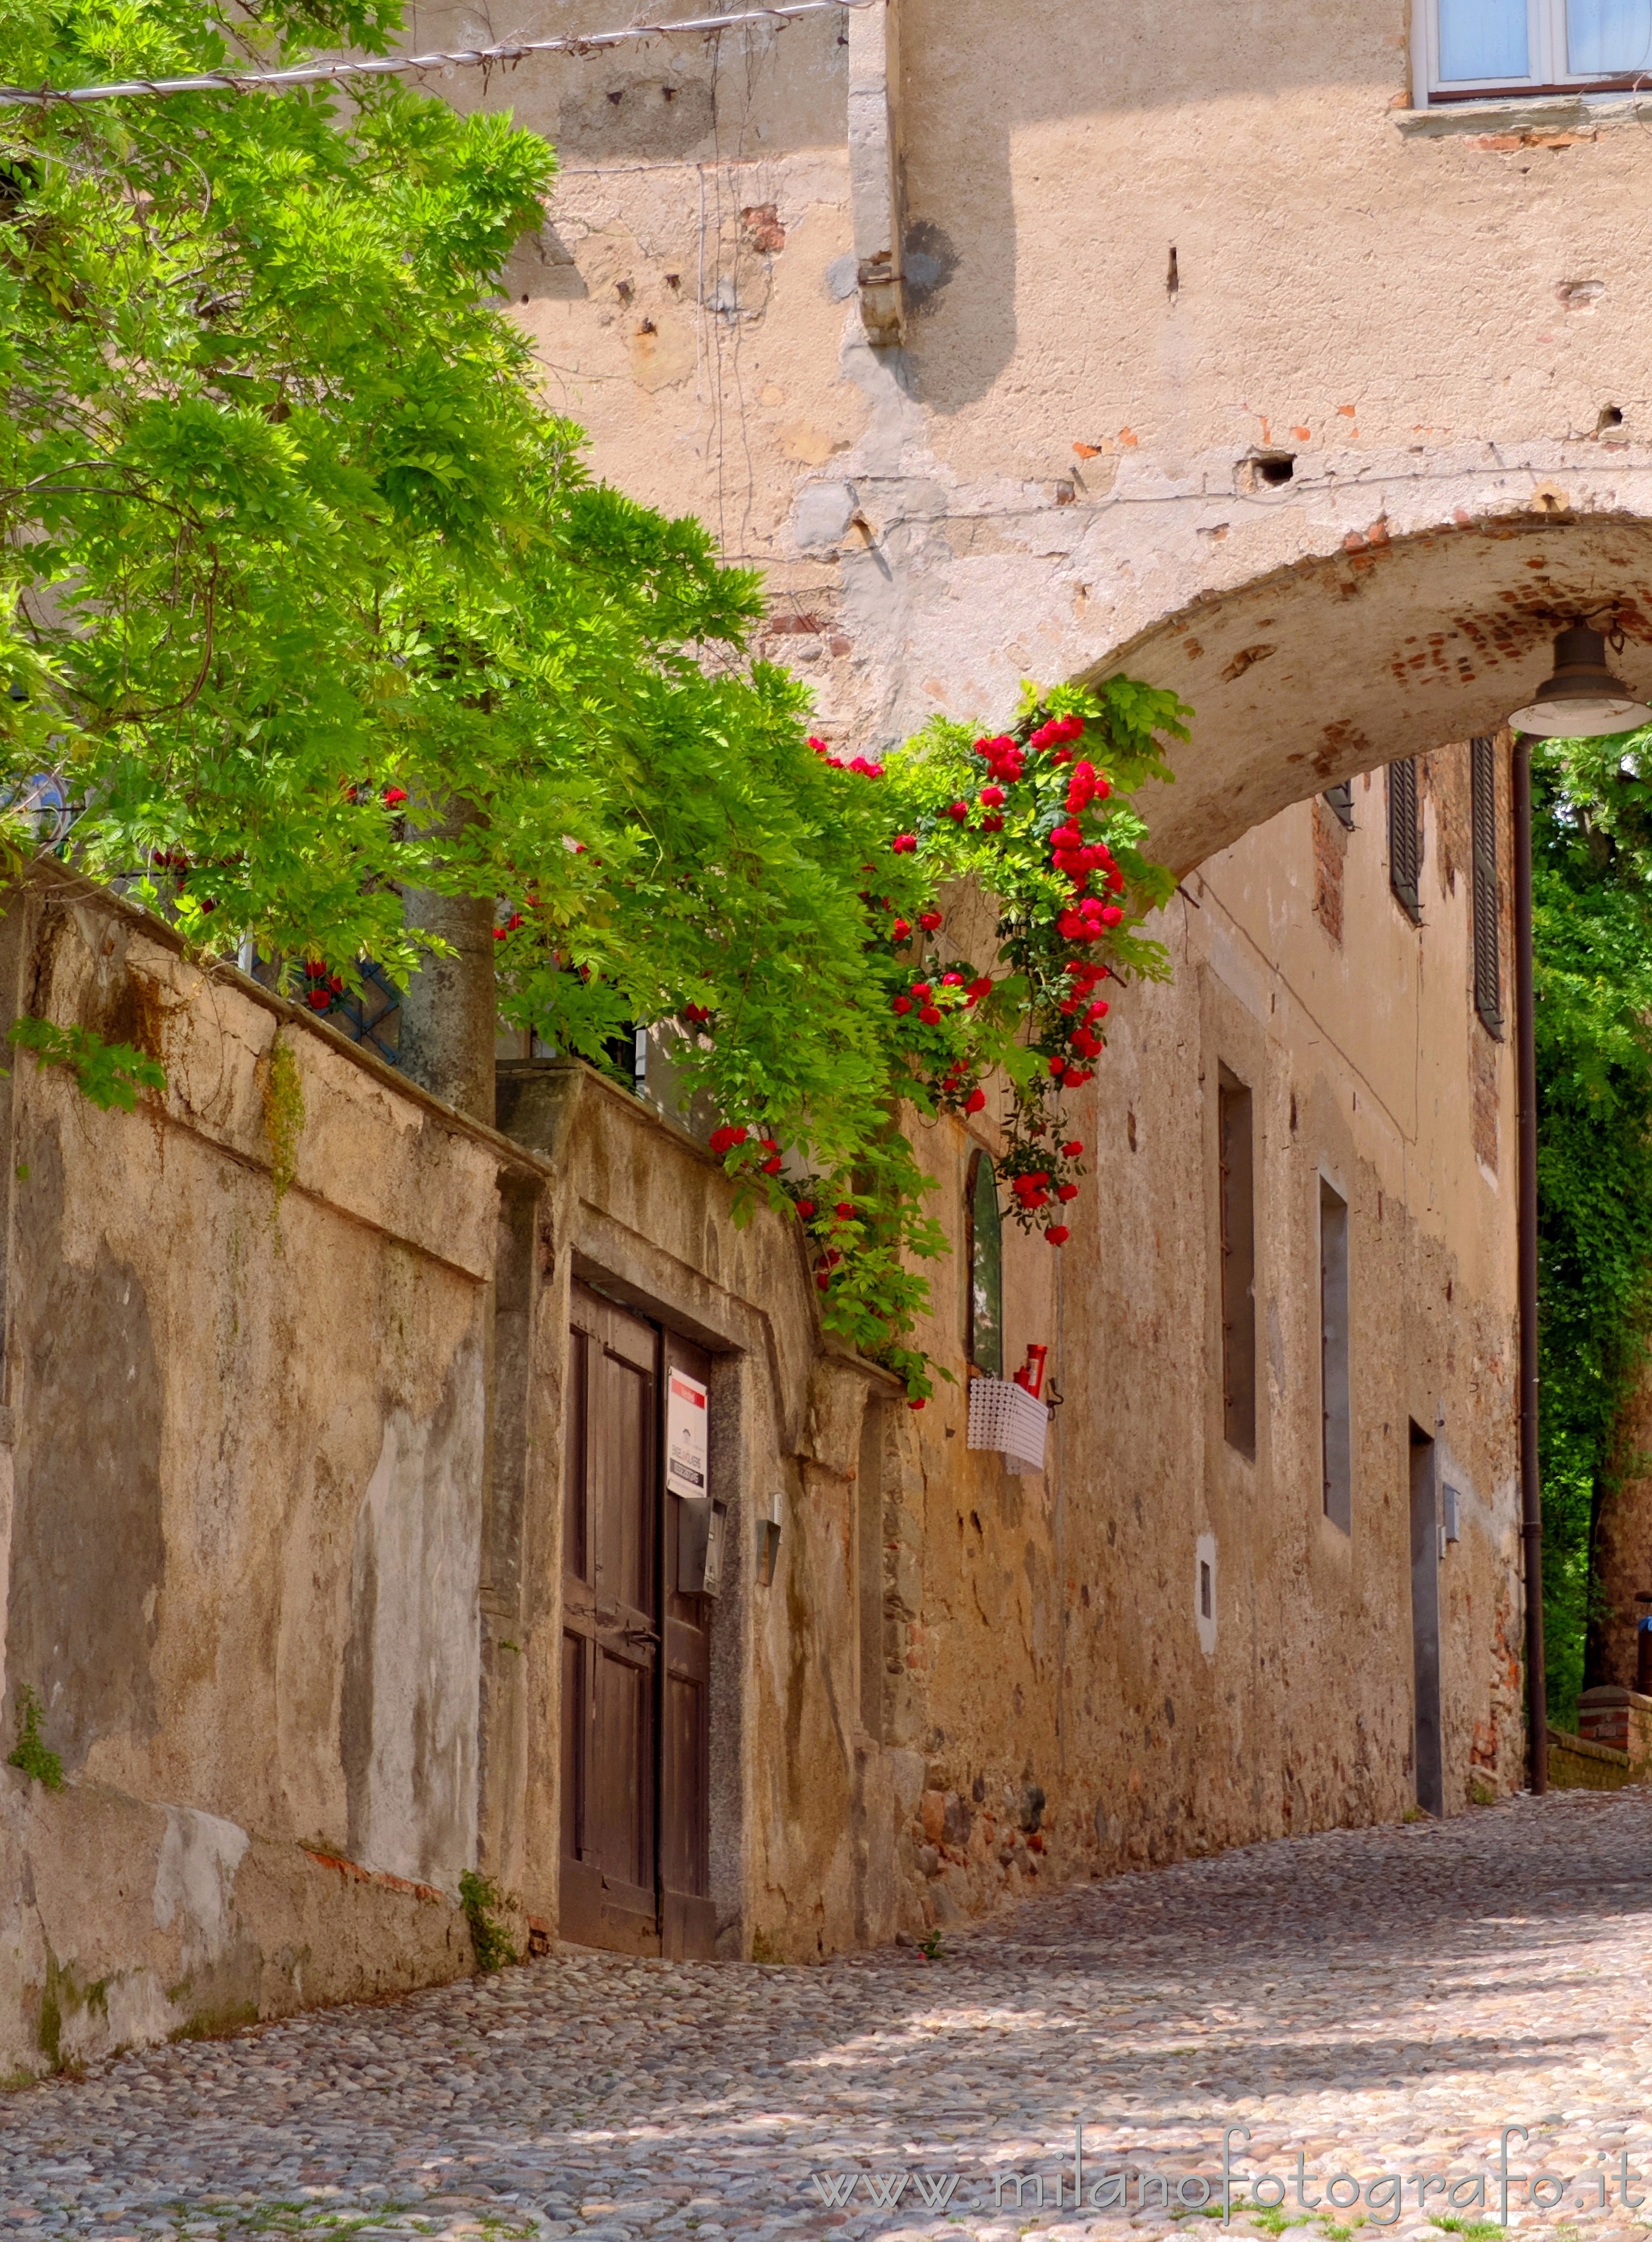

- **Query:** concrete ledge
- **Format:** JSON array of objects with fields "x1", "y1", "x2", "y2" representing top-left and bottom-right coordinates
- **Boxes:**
[
  {"x1": 0, "y1": 1769, "x2": 476, "y2": 2080},
  {"x1": 1394, "y1": 92, "x2": 1646, "y2": 137}
]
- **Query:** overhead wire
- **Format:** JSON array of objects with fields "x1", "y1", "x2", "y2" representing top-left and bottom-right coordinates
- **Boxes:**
[{"x1": 0, "y1": 0, "x2": 873, "y2": 106}]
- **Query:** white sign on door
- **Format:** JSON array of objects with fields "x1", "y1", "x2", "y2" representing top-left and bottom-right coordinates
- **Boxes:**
[{"x1": 665, "y1": 1370, "x2": 709, "y2": 1500}]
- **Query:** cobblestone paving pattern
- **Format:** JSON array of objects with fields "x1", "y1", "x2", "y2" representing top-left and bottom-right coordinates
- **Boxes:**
[{"x1": 4, "y1": 1788, "x2": 1652, "y2": 2241}]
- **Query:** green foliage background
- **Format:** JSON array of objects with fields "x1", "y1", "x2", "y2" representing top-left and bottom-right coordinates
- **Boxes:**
[
  {"x1": 0, "y1": 0, "x2": 1181, "y2": 1394},
  {"x1": 1533, "y1": 736, "x2": 1652, "y2": 1725}
]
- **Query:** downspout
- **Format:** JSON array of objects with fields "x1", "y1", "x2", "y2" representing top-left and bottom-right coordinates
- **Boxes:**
[{"x1": 1511, "y1": 733, "x2": 1548, "y2": 1793}]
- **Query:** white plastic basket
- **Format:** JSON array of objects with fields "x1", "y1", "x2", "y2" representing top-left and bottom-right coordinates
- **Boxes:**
[{"x1": 967, "y1": 1375, "x2": 1049, "y2": 1475}]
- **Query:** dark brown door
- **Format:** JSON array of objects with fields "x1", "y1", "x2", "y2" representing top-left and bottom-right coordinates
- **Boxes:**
[
  {"x1": 661, "y1": 1329, "x2": 716, "y2": 1960},
  {"x1": 560, "y1": 1284, "x2": 716, "y2": 1958}
]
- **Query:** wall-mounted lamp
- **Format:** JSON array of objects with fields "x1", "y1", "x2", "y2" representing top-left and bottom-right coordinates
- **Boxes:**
[{"x1": 1508, "y1": 623, "x2": 1652, "y2": 738}]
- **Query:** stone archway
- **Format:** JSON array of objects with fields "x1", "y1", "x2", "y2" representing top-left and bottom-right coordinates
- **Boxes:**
[{"x1": 1100, "y1": 504, "x2": 1652, "y2": 873}]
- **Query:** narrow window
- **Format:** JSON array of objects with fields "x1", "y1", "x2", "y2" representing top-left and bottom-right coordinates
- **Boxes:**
[
  {"x1": 1471, "y1": 735, "x2": 1504, "y2": 1038},
  {"x1": 965, "y1": 1151, "x2": 1004, "y2": 1378},
  {"x1": 1199, "y1": 1559, "x2": 1213, "y2": 1620},
  {"x1": 1322, "y1": 780, "x2": 1355, "y2": 831},
  {"x1": 1388, "y1": 758, "x2": 1421, "y2": 922},
  {"x1": 1320, "y1": 1178, "x2": 1351, "y2": 1533},
  {"x1": 1217, "y1": 1070, "x2": 1256, "y2": 1456}
]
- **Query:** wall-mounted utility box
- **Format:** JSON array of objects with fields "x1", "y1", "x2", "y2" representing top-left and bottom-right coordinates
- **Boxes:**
[{"x1": 677, "y1": 1496, "x2": 728, "y2": 1596}]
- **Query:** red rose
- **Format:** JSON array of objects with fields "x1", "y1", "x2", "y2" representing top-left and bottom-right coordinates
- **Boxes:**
[
  {"x1": 893, "y1": 996, "x2": 913, "y2": 1016},
  {"x1": 892, "y1": 833, "x2": 918, "y2": 854},
  {"x1": 816, "y1": 1272, "x2": 831, "y2": 1291},
  {"x1": 762, "y1": 1156, "x2": 783, "y2": 1175},
  {"x1": 1049, "y1": 1054, "x2": 1067, "y2": 1076},
  {"x1": 492, "y1": 927, "x2": 508, "y2": 943},
  {"x1": 808, "y1": 736, "x2": 829, "y2": 754},
  {"x1": 796, "y1": 1199, "x2": 816, "y2": 1218},
  {"x1": 909, "y1": 1397, "x2": 926, "y2": 1411},
  {"x1": 1062, "y1": 1140, "x2": 1083, "y2": 1157},
  {"x1": 945, "y1": 801, "x2": 969, "y2": 823},
  {"x1": 980, "y1": 785, "x2": 1006, "y2": 808},
  {"x1": 911, "y1": 982, "x2": 932, "y2": 1000},
  {"x1": 965, "y1": 1087, "x2": 987, "y2": 1114},
  {"x1": 835, "y1": 1202, "x2": 855, "y2": 1218},
  {"x1": 919, "y1": 1005, "x2": 942, "y2": 1025},
  {"x1": 1057, "y1": 1182, "x2": 1079, "y2": 1202},
  {"x1": 306, "y1": 989, "x2": 330, "y2": 1011},
  {"x1": 1087, "y1": 1000, "x2": 1110, "y2": 1021},
  {"x1": 942, "y1": 972, "x2": 964, "y2": 987},
  {"x1": 1100, "y1": 904, "x2": 1124, "y2": 926},
  {"x1": 1046, "y1": 1224, "x2": 1070, "y2": 1246},
  {"x1": 892, "y1": 918, "x2": 912, "y2": 942},
  {"x1": 919, "y1": 911, "x2": 943, "y2": 931},
  {"x1": 980, "y1": 814, "x2": 1005, "y2": 833}
]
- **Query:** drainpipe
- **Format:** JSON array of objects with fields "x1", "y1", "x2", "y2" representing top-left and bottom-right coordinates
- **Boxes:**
[{"x1": 1512, "y1": 733, "x2": 1548, "y2": 1793}]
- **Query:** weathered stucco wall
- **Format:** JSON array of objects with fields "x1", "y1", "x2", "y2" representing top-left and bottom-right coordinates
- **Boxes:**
[
  {"x1": 0, "y1": 872, "x2": 523, "y2": 2075},
  {"x1": 831, "y1": 741, "x2": 1521, "y2": 1937},
  {"x1": 410, "y1": 0, "x2": 1652, "y2": 870},
  {"x1": 0, "y1": 0, "x2": 1549, "y2": 2042},
  {"x1": 0, "y1": 732, "x2": 1522, "y2": 2046}
]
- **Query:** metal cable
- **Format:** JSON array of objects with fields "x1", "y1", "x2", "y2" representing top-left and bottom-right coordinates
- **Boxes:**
[{"x1": 0, "y1": 0, "x2": 873, "y2": 107}]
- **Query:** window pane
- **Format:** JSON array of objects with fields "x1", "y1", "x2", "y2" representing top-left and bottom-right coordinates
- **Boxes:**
[
  {"x1": 1568, "y1": 0, "x2": 1652, "y2": 71},
  {"x1": 1437, "y1": 0, "x2": 1529, "y2": 79}
]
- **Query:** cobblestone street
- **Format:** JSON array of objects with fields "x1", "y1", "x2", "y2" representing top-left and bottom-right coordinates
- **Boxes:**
[{"x1": 5, "y1": 1788, "x2": 1651, "y2": 2241}]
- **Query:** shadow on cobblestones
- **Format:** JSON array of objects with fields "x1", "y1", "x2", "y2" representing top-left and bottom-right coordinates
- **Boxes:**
[{"x1": 3, "y1": 1792, "x2": 1650, "y2": 2241}]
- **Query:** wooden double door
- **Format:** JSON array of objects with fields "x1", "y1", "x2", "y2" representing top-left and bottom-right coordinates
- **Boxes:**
[{"x1": 560, "y1": 1282, "x2": 716, "y2": 1958}]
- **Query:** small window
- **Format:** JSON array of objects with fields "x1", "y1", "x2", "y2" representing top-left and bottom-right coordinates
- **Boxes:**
[
  {"x1": 1320, "y1": 1178, "x2": 1351, "y2": 1534},
  {"x1": 1199, "y1": 1559, "x2": 1213, "y2": 1620},
  {"x1": 1388, "y1": 758, "x2": 1422, "y2": 923},
  {"x1": 1471, "y1": 736, "x2": 1504, "y2": 1038},
  {"x1": 965, "y1": 1151, "x2": 1004, "y2": 1378},
  {"x1": 1420, "y1": 0, "x2": 1652, "y2": 97},
  {"x1": 1322, "y1": 780, "x2": 1355, "y2": 832},
  {"x1": 1217, "y1": 1070, "x2": 1256, "y2": 1457}
]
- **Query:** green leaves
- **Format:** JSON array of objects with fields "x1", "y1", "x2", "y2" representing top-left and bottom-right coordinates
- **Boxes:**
[
  {"x1": 7, "y1": 1018, "x2": 166, "y2": 1110},
  {"x1": 0, "y1": 0, "x2": 1183, "y2": 1400},
  {"x1": 1531, "y1": 735, "x2": 1652, "y2": 1720}
]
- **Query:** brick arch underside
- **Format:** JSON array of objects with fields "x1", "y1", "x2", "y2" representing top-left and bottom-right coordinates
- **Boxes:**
[{"x1": 1103, "y1": 510, "x2": 1652, "y2": 875}]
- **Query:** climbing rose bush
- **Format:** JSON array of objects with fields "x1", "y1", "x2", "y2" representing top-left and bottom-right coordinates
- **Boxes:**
[{"x1": 693, "y1": 677, "x2": 1187, "y2": 1399}]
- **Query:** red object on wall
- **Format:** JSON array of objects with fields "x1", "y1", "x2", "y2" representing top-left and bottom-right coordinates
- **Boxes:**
[{"x1": 1013, "y1": 1344, "x2": 1048, "y2": 1399}]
